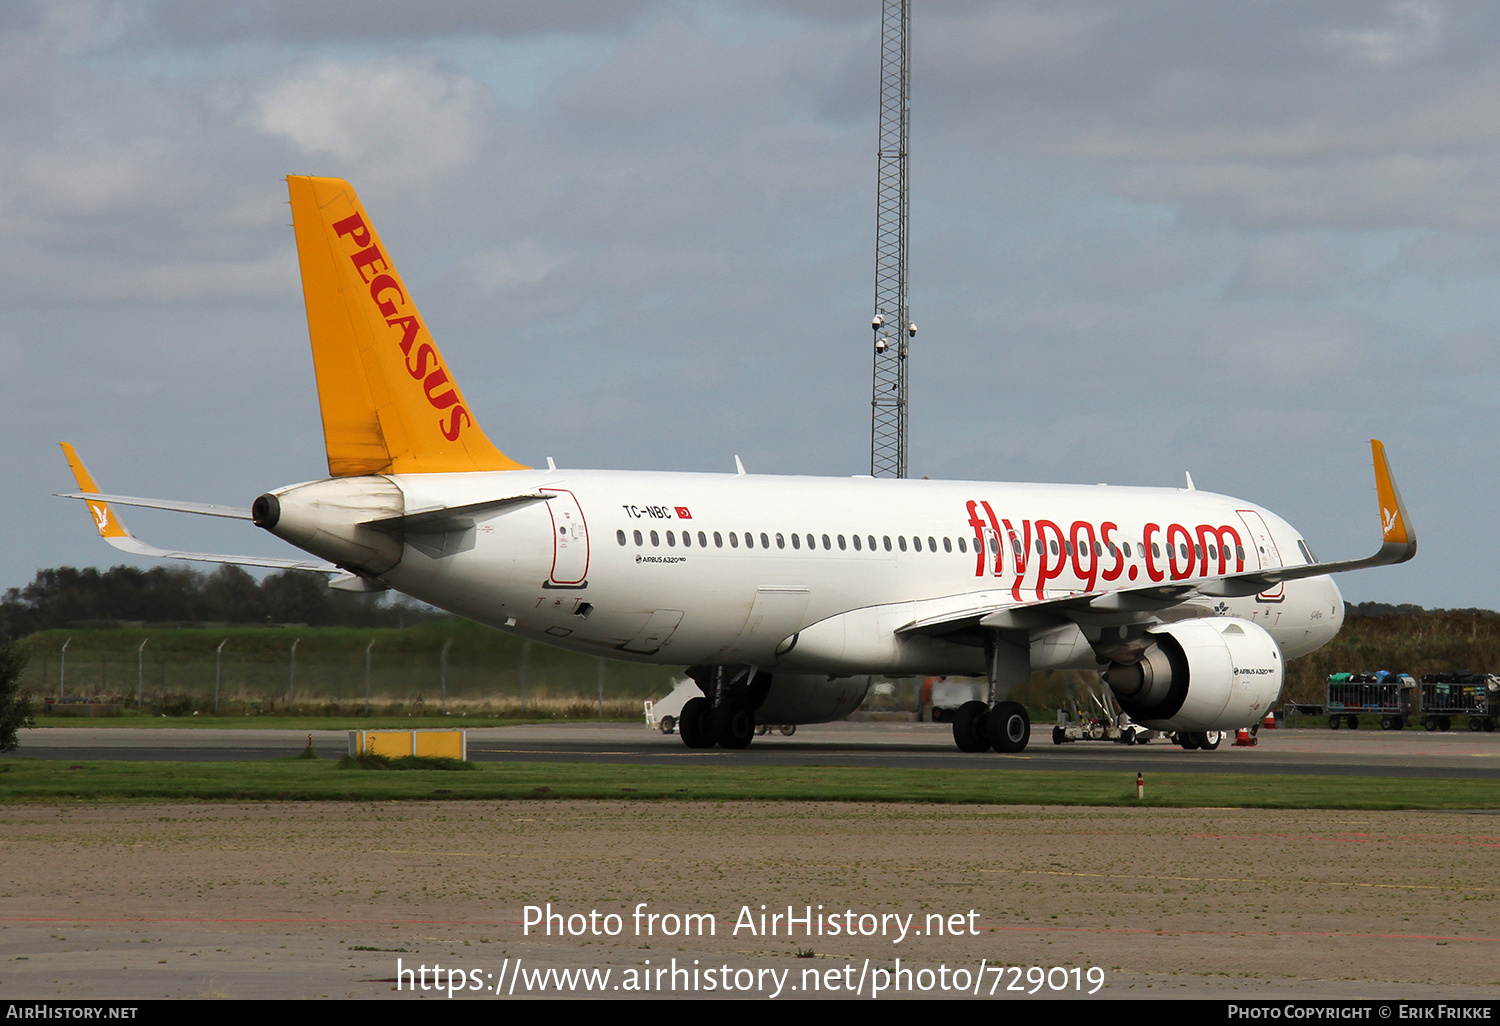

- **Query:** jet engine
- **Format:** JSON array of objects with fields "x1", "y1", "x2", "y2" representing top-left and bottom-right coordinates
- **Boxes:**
[
  {"x1": 1101, "y1": 618, "x2": 1283, "y2": 731},
  {"x1": 688, "y1": 667, "x2": 872, "y2": 725}
]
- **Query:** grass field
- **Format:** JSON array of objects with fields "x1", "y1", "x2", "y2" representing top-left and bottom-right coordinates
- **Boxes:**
[{"x1": 1, "y1": 757, "x2": 1496, "y2": 809}]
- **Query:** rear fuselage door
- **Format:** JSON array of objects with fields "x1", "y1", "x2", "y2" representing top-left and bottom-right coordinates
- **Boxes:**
[{"x1": 541, "y1": 488, "x2": 589, "y2": 586}]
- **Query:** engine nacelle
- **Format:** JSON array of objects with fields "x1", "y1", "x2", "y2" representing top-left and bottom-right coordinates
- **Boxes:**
[
  {"x1": 750, "y1": 672, "x2": 873, "y2": 725},
  {"x1": 1102, "y1": 617, "x2": 1283, "y2": 731}
]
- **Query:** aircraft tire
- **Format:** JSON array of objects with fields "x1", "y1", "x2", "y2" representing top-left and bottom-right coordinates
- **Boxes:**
[
  {"x1": 713, "y1": 698, "x2": 755, "y2": 749},
  {"x1": 1195, "y1": 730, "x2": 1222, "y2": 751},
  {"x1": 679, "y1": 697, "x2": 714, "y2": 749},
  {"x1": 952, "y1": 701, "x2": 991, "y2": 752},
  {"x1": 1177, "y1": 732, "x2": 1200, "y2": 750},
  {"x1": 988, "y1": 702, "x2": 1030, "y2": 753}
]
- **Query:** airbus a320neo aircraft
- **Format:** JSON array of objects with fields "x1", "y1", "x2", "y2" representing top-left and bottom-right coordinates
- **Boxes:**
[{"x1": 61, "y1": 177, "x2": 1416, "y2": 754}]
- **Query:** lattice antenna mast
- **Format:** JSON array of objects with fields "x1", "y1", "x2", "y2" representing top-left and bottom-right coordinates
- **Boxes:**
[{"x1": 870, "y1": 0, "x2": 914, "y2": 478}]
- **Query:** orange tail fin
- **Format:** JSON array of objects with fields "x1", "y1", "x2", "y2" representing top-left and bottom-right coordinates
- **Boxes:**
[{"x1": 287, "y1": 176, "x2": 527, "y2": 476}]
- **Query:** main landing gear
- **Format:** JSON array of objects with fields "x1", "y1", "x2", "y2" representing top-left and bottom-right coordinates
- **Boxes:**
[
  {"x1": 952, "y1": 700, "x2": 1032, "y2": 753},
  {"x1": 679, "y1": 666, "x2": 760, "y2": 749},
  {"x1": 951, "y1": 629, "x2": 1034, "y2": 754}
]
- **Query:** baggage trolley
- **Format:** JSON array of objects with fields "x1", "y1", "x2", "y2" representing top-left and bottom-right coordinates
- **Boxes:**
[{"x1": 1324, "y1": 672, "x2": 1416, "y2": 730}]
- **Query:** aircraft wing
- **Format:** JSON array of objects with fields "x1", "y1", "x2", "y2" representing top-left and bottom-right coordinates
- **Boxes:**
[
  {"x1": 57, "y1": 442, "x2": 341, "y2": 574},
  {"x1": 899, "y1": 439, "x2": 1415, "y2": 639}
]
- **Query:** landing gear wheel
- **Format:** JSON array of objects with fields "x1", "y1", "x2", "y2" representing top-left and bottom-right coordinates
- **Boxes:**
[
  {"x1": 658, "y1": 715, "x2": 676, "y2": 735},
  {"x1": 712, "y1": 698, "x2": 755, "y2": 749},
  {"x1": 988, "y1": 702, "x2": 1031, "y2": 753},
  {"x1": 1329, "y1": 716, "x2": 1342, "y2": 730},
  {"x1": 1196, "y1": 730, "x2": 1223, "y2": 751},
  {"x1": 679, "y1": 697, "x2": 714, "y2": 748},
  {"x1": 952, "y1": 700, "x2": 991, "y2": 753},
  {"x1": 1177, "y1": 732, "x2": 1200, "y2": 750},
  {"x1": 1346, "y1": 715, "x2": 1359, "y2": 729}
]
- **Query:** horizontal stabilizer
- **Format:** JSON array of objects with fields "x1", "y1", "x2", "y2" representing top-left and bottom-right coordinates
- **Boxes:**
[
  {"x1": 361, "y1": 493, "x2": 552, "y2": 534},
  {"x1": 56, "y1": 492, "x2": 252, "y2": 520},
  {"x1": 59, "y1": 442, "x2": 340, "y2": 575}
]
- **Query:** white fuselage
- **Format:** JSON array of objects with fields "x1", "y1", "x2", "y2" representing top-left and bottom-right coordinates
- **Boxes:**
[{"x1": 268, "y1": 469, "x2": 1345, "y2": 678}]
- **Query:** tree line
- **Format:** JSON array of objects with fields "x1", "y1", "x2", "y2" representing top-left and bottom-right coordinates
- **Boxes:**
[{"x1": 1, "y1": 565, "x2": 441, "y2": 640}]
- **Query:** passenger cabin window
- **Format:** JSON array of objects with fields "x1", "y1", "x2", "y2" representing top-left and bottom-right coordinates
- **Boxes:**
[
  {"x1": 838, "y1": 535, "x2": 847, "y2": 550},
  {"x1": 713, "y1": 531, "x2": 723, "y2": 548},
  {"x1": 776, "y1": 533, "x2": 785, "y2": 549},
  {"x1": 853, "y1": 535, "x2": 862, "y2": 551},
  {"x1": 617, "y1": 530, "x2": 626, "y2": 545},
  {"x1": 729, "y1": 532, "x2": 739, "y2": 548},
  {"x1": 650, "y1": 530, "x2": 660, "y2": 546},
  {"x1": 666, "y1": 531, "x2": 675, "y2": 547},
  {"x1": 792, "y1": 533, "x2": 801, "y2": 549},
  {"x1": 633, "y1": 530, "x2": 644, "y2": 546}
]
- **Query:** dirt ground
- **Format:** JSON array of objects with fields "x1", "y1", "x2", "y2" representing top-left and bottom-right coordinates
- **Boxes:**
[{"x1": 2, "y1": 801, "x2": 1498, "y2": 1000}]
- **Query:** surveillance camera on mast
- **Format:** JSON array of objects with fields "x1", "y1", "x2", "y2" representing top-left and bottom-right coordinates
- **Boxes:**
[{"x1": 871, "y1": 314, "x2": 885, "y2": 331}]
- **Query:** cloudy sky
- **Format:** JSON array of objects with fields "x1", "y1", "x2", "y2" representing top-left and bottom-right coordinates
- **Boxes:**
[{"x1": 2, "y1": 0, "x2": 1495, "y2": 609}]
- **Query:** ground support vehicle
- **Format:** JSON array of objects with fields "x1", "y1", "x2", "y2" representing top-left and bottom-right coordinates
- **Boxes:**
[
  {"x1": 1051, "y1": 676, "x2": 1160, "y2": 746},
  {"x1": 1325, "y1": 672, "x2": 1416, "y2": 730},
  {"x1": 1418, "y1": 674, "x2": 1499, "y2": 732}
]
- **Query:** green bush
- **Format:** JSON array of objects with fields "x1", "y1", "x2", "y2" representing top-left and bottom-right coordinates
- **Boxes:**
[{"x1": 0, "y1": 642, "x2": 32, "y2": 752}]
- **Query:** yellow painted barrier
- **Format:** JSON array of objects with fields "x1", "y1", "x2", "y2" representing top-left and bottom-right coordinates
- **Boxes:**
[{"x1": 348, "y1": 729, "x2": 466, "y2": 760}]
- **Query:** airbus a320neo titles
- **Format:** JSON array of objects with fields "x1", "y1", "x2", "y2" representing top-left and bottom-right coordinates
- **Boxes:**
[{"x1": 60, "y1": 176, "x2": 1416, "y2": 753}]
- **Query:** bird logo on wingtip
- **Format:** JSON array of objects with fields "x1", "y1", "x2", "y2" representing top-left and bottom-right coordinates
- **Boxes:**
[
  {"x1": 91, "y1": 504, "x2": 110, "y2": 533},
  {"x1": 1382, "y1": 507, "x2": 1400, "y2": 536}
]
